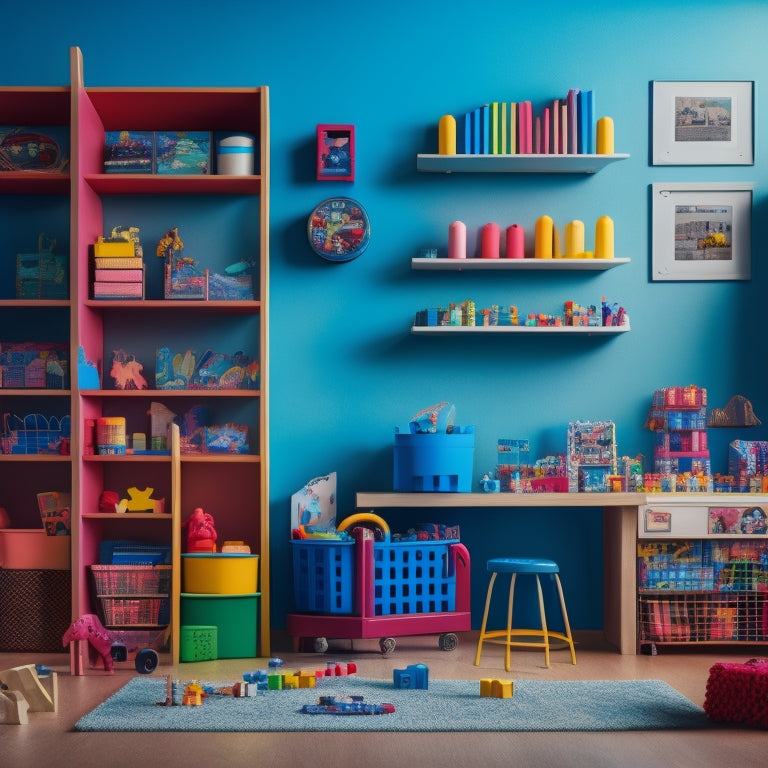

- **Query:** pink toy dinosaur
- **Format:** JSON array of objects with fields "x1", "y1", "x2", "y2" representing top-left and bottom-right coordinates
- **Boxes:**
[{"x1": 61, "y1": 614, "x2": 114, "y2": 672}]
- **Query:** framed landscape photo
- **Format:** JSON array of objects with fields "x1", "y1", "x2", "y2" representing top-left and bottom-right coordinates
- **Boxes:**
[
  {"x1": 651, "y1": 182, "x2": 753, "y2": 281},
  {"x1": 651, "y1": 81, "x2": 754, "y2": 165}
]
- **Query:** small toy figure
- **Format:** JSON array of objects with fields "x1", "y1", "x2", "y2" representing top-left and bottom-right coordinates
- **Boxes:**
[
  {"x1": 110, "y1": 349, "x2": 148, "y2": 390},
  {"x1": 182, "y1": 507, "x2": 217, "y2": 552}
]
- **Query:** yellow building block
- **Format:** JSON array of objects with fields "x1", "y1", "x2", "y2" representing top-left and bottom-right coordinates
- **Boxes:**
[{"x1": 480, "y1": 678, "x2": 514, "y2": 698}]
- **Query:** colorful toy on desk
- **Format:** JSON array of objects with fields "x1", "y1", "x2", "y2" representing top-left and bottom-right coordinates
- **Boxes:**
[{"x1": 409, "y1": 401, "x2": 456, "y2": 434}]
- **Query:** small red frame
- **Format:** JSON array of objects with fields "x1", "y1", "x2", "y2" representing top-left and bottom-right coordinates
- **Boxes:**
[{"x1": 316, "y1": 124, "x2": 355, "y2": 181}]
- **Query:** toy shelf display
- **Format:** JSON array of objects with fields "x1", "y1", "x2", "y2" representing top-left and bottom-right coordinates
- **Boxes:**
[
  {"x1": 4, "y1": 46, "x2": 273, "y2": 668},
  {"x1": 637, "y1": 499, "x2": 768, "y2": 651}
]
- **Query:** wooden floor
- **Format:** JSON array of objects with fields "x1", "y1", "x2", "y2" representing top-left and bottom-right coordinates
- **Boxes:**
[{"x1": 2, "y1": 631, "x2": 766, "y2": 768}]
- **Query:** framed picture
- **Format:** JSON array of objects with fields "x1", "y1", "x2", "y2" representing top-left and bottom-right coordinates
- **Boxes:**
[
  {"x1": 651, "y1": 81, "x2": 753, "y2": 165},
  {"x1": 651, "y1": 182, "x2": 753, "y2": 281},
  {"x1": 316, "y1": 124, "x2": 355, "y2": 181}
]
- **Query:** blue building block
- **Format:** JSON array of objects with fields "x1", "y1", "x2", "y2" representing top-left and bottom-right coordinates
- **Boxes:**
[{"x1": 393, "y1": 663, "x2": 429, "y2": 690}]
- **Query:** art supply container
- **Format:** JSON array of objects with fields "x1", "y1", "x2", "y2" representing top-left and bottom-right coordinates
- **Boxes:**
[{"x1": 96, "y1": 416, "x2": 126, "y2": 455}]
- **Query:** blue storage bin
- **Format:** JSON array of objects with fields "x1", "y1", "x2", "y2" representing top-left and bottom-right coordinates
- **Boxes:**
[
  {"x1": 393, "y1": 426, "x2": 475, "y2": 492},
  {"x1": 372, "y1": 540, "x2": 458, "y2": 615},
  {"x1": 291, "y1": 539, "x2": 354, "y2": 614}
]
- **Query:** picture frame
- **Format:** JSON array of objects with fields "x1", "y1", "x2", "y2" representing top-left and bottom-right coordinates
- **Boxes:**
[
  {"x1": 316, "y1": 124, "x2": 355, "y2": 181},
  {"x1": 651, "y1": 81, "x2": 753, "y2": 165},
  {"x1": 651, "y1": 182, "x2": 753, "y2": 281}
]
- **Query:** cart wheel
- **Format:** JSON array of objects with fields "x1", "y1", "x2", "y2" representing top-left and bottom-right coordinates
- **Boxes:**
[
  {"x1": 135, "y1": 648, "x2": 159, "y2": 674},
  {"x1": 379, "y1": 637, "x2": 396, "y2": 656},
  {"x1": 439, "y1": 633, "x2": 459, "y2": 652},
  {"x1": 314, "y1": 637, "x2": 329, "y2": 654}
]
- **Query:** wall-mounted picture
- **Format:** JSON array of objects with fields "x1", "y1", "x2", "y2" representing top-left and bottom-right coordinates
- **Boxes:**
[
  {"x1": 651, "y1": 81, "x2": 753, "y2": 165},
  {"x1": 316, "y1": 124, "x2": 355, "y2": 181},
  {"x1": 651, "y1": 182, "x2": 753, "y2": 281}
]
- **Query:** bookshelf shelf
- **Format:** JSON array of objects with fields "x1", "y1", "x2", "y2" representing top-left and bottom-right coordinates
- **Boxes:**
[{"x1": 416, "y1": 153, "x2": 630, "y2": 174}]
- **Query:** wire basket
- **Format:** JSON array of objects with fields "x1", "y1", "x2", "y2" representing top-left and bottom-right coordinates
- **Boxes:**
[
  {"x1": 98, "y1": 596, "x2": 166, "y2": 626},
  {"x1": 90, "y1": 564, "x2": 171, "y2": 596}
]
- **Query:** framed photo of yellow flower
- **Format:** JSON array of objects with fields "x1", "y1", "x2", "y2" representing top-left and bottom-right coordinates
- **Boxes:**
[{"x1": 651, "y1": 182, "x2": 753, "y2": 281}]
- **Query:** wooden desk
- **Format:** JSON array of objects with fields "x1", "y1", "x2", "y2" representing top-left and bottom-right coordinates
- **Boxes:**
[{"x1": 355, "y1": 492, "x2": 768, "y2": 654}]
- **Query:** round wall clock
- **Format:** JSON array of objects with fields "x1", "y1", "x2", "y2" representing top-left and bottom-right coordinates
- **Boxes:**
[{"x1": 307, "y1": 197, "x2": 371, "y2": 262}]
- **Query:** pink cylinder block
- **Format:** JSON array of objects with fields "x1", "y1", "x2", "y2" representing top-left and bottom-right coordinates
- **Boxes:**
[
  {"x1": 505, "y1": 224, "x2": 525, "y2": 258},
  {"x1": 481, "y1": 222, "x2": 501, "y2": 258},
  {"x1": 448, "y1": 220, "x2": 467, "y2": 259}
]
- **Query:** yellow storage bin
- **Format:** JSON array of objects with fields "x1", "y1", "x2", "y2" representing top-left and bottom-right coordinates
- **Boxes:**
[{"x1": 182, "y1": 553, "x2": 259, "y2": 594}]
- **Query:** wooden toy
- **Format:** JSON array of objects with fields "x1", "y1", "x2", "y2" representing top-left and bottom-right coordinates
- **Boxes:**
[{"x1": 0, "y1": 664, "x2": 58, "y2": 724}]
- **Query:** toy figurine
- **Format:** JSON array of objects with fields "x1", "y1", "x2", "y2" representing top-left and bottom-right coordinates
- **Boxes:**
[
  {"x1": 110, "y1": 349, "x2": 148, "y2": 390},
  {"x1": 182, "y1": 507, "x2": 217, "y2": 552}
]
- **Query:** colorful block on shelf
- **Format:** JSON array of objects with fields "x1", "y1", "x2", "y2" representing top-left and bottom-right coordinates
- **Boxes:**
[
  {"x1": 103, "y1": 130, "x2": 154, "y2": 173},
  {"x1": 155, "y1": 131, "x2": 211, "y2": 175}
]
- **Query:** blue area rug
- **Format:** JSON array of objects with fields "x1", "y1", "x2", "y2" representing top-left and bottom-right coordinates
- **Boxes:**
[{"x1": 75, "y1": 676, "x2": 709, "y2": 732}]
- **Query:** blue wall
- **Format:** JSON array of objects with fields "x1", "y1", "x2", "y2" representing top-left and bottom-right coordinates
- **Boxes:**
[{"x1": 3, "y1": 0, "x2": 767, "y2": 633}]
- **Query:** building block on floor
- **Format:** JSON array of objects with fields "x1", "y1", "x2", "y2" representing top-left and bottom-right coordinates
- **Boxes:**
[{"x1": 480, "y1": 678, "x2": 514, "y2": 698}]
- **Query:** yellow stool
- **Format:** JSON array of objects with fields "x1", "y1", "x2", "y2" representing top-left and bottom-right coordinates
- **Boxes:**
[{"x1": 474, "y1": 557, "x2": 577, "y2": 671}]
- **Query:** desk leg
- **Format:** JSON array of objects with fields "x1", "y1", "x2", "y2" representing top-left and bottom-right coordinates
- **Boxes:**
[{"x1": 603, "y1": 505, "x2": 637, "y2": 654}]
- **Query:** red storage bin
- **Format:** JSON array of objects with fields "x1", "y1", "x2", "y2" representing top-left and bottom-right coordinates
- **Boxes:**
[{"x1": 704, "y1": 658, "x2": 768, "y2": 728}]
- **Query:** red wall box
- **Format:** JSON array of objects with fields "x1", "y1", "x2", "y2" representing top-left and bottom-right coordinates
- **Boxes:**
[{"x1": 0, "y1": 529, "x2": 70, "y2": 569}]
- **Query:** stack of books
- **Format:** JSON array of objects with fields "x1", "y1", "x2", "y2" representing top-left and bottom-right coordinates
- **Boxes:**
[
  {"x1": 455, "y1": 88, "x2": 595, "y2": 156},
  {"x1": 92, "y1": 231, "x2": 145, "y2": 299}
]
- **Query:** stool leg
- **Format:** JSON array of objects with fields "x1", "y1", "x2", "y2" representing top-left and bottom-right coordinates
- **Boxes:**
[
  {"x1": 505, "y1": 573, "x2": 517, "y2": 672},
  {"x1": 553, "y1": 573, "x2": 577, "y2": 665},
  {"x1": 535, "y1": 574, "x2": 551, "y2": 668},
  {"x1": 474, "y1": 571, "x2": 497, "y2": 666}
]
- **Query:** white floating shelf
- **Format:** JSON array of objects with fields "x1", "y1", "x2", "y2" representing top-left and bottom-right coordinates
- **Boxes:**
[
  {"x1": 411, "y1": 323, "x2": 630, "y2": 336},
  {"x1": 411, "y1": 257, "x2": 630, "y2": 271},
  {"x1": 416, "y1": 153, "x2": 630, "y2": 174}
]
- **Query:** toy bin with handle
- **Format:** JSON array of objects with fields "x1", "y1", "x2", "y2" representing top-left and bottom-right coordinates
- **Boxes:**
[
  {"x1": 393, "y1": 426, "x2": 475, "y2": 492},
  {"x1": 287, "y1": 513, "x2": 471, "y2": 654}
]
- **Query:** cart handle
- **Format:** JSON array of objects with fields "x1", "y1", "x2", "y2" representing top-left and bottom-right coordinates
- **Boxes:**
[{"x1": 337, "y1": 512, "x2": 391, "y2": 542}]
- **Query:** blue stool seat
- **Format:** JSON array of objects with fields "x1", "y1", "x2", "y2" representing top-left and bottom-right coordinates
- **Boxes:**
[
  {"x1": 474, "y1": 557, "x2": 577, "y2": 671},
  {"x1": 487, "y1": 557, "x2": 560, "y2": 575}
]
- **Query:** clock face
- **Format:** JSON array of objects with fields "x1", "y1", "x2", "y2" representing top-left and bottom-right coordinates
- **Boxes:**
[{"x1": 307, "y1": 197, "x2": 370, "y2": 262}]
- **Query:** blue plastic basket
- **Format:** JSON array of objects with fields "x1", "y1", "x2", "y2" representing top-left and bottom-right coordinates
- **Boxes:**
[
  {"x1": 291, "y1": 538, "x2": 459, "y2": 616},
  {"x1": 291, "y1": 539, "x2": 354, "y2": 614}
]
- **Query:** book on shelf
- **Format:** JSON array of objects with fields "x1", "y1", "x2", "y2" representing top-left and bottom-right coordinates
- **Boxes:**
[
  {"x1": 93, "y1": 256, "x2": 144, "y2": 270},
  {"x1": 93, "y1": 281, "x2": 144, "y2": 299},
  {"x1": 509, "y1": 102, "x2": 517, "y2": 154},
  {"x1": 94, "y1": 268, "x2": 144, "y2": 283}
]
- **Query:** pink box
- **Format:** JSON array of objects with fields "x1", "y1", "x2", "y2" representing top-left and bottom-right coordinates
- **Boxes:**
[
  {"x1": 93, "y1": 281, "x2": 144, "y2": 298},
  {"x1": 0, "y1": 529, "x2": 70, "y2": 569},
  {"x1": 94, "y1": 269, "x2": 143, "y2": 282}
]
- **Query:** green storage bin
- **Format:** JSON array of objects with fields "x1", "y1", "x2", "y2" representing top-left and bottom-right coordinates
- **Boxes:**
[
  {"x1": 180, "y1": 593, "x2": 259, "y2": 658},
  {"x1": 180, "y1": 624, "x2": 218, "y2": 662}
]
